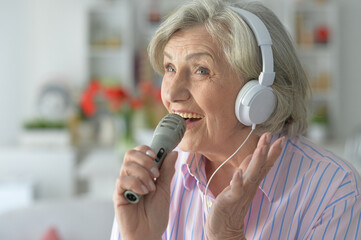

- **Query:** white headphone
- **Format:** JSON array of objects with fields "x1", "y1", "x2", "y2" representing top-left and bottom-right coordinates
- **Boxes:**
[{"x1": 230, "y1": 7, "x2": 276, "y2": 127}]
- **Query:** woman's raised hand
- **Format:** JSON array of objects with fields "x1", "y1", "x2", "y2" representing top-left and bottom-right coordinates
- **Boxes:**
[{"x1": 206, "y1": 133, "x2": 285, "y2": 240}]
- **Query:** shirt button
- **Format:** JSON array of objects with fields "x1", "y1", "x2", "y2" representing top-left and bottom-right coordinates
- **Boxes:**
[{"x1": 207, "y1": 200, "x2": 213, "y2": 208}]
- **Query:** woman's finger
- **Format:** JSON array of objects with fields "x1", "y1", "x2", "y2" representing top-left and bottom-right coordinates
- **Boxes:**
[
  {"x1": 230, "y1": 169, "x2": 244, "y2": 197},
  {"x1": 240, "y1": 132, "x2": 270, "y2": 182},
  {"x1": 239, "y1": 154, "x2": 252, "y2": 171},
  {"x1": 265, "y1": 137, "x2": 286, "y2": 169},
  {"x1": 244, "y1": 136, "x2": 286, "y2": 186},
  {"x1": 122, "y1": 148, "x2": 160, "y2": 178},
  {"x1": 134, "y1": 145, "x2": 158, "y2": 162},
  {"x1": 121, "y1": 161, "x2": 157, "y2": 192},
  {"x1": 257, "y1": 132, "x2": 271, "y2": 148},
  {"x1": 243, "y1": 145, "x2": 268, "y2": 186},
  {"x1": 113, "y1": 175, "x2": 149, "y2": 206}
]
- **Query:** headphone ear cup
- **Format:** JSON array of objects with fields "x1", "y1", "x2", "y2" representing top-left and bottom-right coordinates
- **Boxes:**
[{"x1": 235, "y1": 80, "x2": 276, "y2": 126}]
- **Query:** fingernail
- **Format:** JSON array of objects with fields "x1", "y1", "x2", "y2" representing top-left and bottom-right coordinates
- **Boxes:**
[
  {"x1": 148, "y1": 180, "x2": 156, "y2": 191},
  {"x1": 238, "y1": 170, "x2": 243, "y2": 186},
  {"x1": 239, "y1": 169, "x2": 243, "y2": 179},
  {"x1": 150, "y1": 167, "x2": 160, "y2": 178},
  {"x1": 146, "y1": 150, "x2": 156, "y2": 158},
  {"x1": 141, "y1": 185, "x2": 149, "y2": 194},
  {"x1": 266, "y1": 134, "x2": 271, "y2": 144},
  {"x1": 281, "y1": 137, "x2": 286, "y2": 148},
  {"x1": 231, "y1": 171, "x2": 238, "y2": 186}
]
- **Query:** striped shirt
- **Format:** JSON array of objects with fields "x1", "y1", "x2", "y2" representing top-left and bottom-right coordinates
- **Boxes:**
[{"x1": 111, "y1": 135, "x2": 361, "y2": 239}]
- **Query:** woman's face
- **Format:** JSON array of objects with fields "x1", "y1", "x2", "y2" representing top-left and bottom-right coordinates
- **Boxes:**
[{"x1": 161, "y1": 25, "x2": 247, "y2": 154}]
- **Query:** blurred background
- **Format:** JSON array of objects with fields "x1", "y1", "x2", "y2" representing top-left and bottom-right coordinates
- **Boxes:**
[{"x1": 0, "y1": 0, "x2": 360, "y2": 239}]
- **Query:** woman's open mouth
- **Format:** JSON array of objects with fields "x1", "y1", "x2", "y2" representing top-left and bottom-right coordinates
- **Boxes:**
[{"x1": 173, "y1": 112, "x2": 203, "y2": 128}]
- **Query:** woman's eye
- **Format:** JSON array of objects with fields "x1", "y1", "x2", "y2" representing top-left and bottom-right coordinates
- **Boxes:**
[
  {"x1": 165, "y1": 64, "x2": 175, "y2": 72},
  {"x1": 196, "y1": 67, "x2": 209, "y2": 75}
]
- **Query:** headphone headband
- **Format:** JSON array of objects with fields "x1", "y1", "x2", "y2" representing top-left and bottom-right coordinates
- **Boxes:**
[{"x1": 229, "y1": 7, "x2": 275, "y2": 87}]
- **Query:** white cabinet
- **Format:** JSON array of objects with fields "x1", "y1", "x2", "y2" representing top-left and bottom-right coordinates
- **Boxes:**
[
  {"x1": 86, "y1": 0, "x2": 135, "y2": 90},
  {"x1": 284, "y1": 0, "x2": 340, "y2": 140},
  {"x1": 0, "y1": 147, "x2": 75, "y2": 200}
]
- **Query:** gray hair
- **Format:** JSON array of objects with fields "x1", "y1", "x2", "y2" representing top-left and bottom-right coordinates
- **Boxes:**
[{"x1": 148, "y1": 0, "x2": 310, "y2": 137}]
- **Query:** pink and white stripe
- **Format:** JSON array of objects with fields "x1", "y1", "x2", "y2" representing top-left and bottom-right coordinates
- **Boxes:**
[{"x1": 111, "y1": 135, "x2": 361, "y2": 239}]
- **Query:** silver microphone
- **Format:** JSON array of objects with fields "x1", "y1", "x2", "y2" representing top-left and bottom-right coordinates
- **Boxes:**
[{"x1": 124, "y1": 113, "x2": 186, "y2": 204}]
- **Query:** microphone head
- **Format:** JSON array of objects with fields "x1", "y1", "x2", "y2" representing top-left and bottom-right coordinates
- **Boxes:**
[{"x1": 150, "y1": 113, "x2": 186, "y2": 154}]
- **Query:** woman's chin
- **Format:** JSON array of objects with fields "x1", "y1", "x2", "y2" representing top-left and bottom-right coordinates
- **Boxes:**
[{"x1": 178, "y1": 139, "x2": 198, "y2": 153}]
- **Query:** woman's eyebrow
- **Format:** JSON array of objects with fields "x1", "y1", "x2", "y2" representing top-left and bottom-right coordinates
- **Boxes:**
[
  {"x1": 185, "y1": 52, "x2": 214, "y2": 61},
  {"x1": 163, "y1": 51, "x2": 214, "y2": 61},
  {"x1": 164, "y1": 51, "x2": 172, "y2": 60}
]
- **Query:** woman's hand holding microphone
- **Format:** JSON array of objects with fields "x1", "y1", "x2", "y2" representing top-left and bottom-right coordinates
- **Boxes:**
[{"x1": 112, "y1": 114, "x2": 186, "y2": 240}]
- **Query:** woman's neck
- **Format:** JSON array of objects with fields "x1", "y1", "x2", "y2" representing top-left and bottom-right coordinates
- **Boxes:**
[{"x1": 203, "y1": 131, "x2": 260, "y2": 197}]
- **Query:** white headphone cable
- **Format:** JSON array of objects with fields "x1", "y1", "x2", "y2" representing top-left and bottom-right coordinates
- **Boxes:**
[{"x1": 202, "y1": 124, "x2": 256, "y2": 233}]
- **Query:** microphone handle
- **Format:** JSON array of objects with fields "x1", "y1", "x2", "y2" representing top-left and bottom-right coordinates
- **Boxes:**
[{"x1": 123, "y1": 146, "x2": 169, "y2": 204}]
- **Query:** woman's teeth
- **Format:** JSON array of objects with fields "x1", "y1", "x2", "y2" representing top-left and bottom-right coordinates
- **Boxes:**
[{"x1": 174, "y1": 112, "x2": 203, "y2": 120}]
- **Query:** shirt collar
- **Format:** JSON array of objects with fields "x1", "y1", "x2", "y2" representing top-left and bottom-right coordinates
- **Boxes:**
[{"x1": 181, "y1": 152, "x2": 207, "y2": 191}]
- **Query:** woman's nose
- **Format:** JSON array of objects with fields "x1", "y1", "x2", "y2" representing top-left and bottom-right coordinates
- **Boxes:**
[{"x1": 164, "y1": 72, "x2": 190, "y2": 103}]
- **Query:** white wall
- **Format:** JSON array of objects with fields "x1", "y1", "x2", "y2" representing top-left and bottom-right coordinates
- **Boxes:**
[
  {"x1": 0, "y1": 0, "x2": 361, "y2": 145},
  {"x1": 0, "y1": 0, "x2": 183, "y2": 145},
  {"x1": 0, "y1": 0, "x2": 28, "y2": 145},
  {"x1": 25, "y1": 0, "x2": 88, "y2": 118},
  {"x1": 339, "y1": 0, "x2": 361, "y2": 137},
  {"x1": 0, "y1": 0, "x2": 90, "y2": 145}
]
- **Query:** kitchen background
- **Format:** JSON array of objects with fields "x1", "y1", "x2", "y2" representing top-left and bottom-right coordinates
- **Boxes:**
[{"x1": 0, "y1": 0, "x2": 360, "y2": 239}]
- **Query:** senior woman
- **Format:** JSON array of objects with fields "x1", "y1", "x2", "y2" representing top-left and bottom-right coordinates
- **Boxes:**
[{"x1": 111, "y1": 0, "x2": 361, "y2": 239}]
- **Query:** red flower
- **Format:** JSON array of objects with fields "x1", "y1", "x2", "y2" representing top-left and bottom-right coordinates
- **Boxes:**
[
  {"x1": 80, "y1": 80, "x2": 101, "y2": 117},
  {"x1": 104, "y1": 86, "x2": 129, "y2": 112},
  {"x1": 139, "y1": 81, "x2": 162, "y2": 103},
  {"x1": 130, "y1": 98, "x2": 144, "y2": 110},
  {"x1": 79, "y1": 79, "x2": 146, "y2": 118}
]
